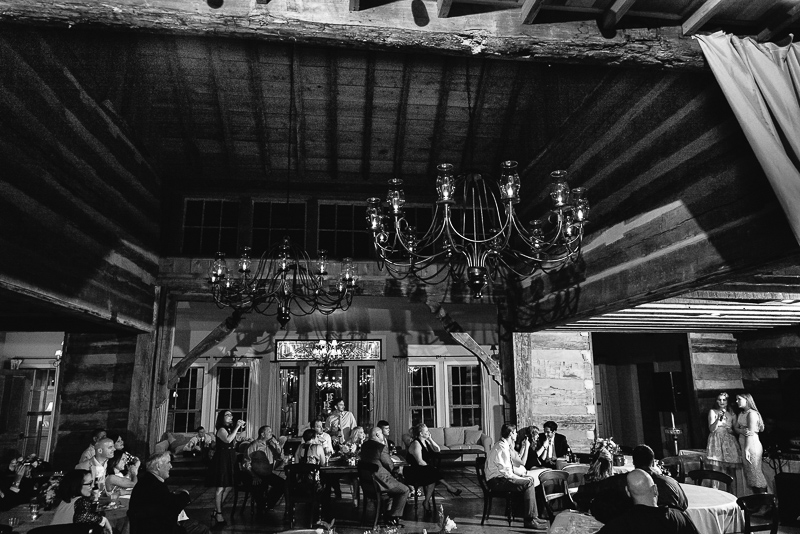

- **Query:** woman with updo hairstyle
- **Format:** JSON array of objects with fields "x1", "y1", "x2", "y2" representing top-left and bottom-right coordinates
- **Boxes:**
[{"x1": 404, "y1": 423, "x2": 461, "y2": 513}]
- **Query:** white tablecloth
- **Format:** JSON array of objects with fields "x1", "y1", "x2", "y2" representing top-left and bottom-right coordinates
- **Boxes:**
[
  {"x1": 547, "y1": 510, "x2": 602, "y2": 534},
  {"x1": 682, "y1": 483, "x2": 744, "y2": 534}
]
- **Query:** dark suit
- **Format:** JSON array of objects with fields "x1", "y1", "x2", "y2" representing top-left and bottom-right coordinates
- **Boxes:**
[
  {"x1": 530, "y1": 432, "x2": 570, "y2": 468},
  {"x1": 128, "y1": 471, "x2": 193, "y2": 534},
  {"x1": 359, "y1": 439, "x2": 409, "y2": 518}
]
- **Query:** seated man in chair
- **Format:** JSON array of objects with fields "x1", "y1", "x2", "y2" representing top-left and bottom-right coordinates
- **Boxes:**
[{"x1": 359, "y1": 427, "x2": 409, "y2": 527}]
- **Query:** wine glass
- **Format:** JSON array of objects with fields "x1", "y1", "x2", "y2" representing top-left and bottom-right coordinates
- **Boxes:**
[{"x1": 29, "y1": 502, "x2": 39, "y2": 522}]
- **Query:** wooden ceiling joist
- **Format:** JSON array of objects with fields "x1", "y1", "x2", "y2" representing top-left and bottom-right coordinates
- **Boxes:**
[
  {"x1": 520, "y1": 0, "x2": 545, "y2": 25},
  {"x1": 599, "y1": 0, "x2": 639, "y2": 33},
  {"x1": 681, "y1": 0, "x2": 727, "y2": 36},
  {"x1": 757, "y1": 3, "x2": 800, "y2": 42}
]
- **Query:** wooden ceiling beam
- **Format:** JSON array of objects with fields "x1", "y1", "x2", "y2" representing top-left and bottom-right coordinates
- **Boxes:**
[
  {"x1": 599, "y1": 0, "x2": 639, "y2": 33},
  {"x1": 681, "y1": 0, "x2": 726, "y2": 36},
  {"x1": 438, "y1": 0, "x2": 455, "y2": 18},
  {"x1": 245, "y1": 43, "x2": 272, "y2": 180},
  {"x1": 208, "y1": 44, "x2": 238, "y2": 180},
  {"x1": 757, "y1": 3, "x2": 800, "y2": 42},
  {"x1": 0, "y1": 0, "x2": 707, "y2": 69},
  {"x1": 520, "y1": 0, "x2": 545, "y2": 25}
]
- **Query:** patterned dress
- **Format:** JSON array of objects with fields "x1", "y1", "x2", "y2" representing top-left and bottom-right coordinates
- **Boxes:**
[
  {"x1": 706, "y1": 410, "x2": 741, "y2": 463},
  {"x1": 737, "y1": 410, "x2": 767, "y2": 489}
]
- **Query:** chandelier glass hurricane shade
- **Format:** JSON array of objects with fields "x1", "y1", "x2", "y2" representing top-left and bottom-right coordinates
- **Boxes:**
[
  {"x1": 208, "y1": 237, "x2": 358, "y2": 328},
  {"x1": 366, "y1": 161, "x2": 589, "y2": 297}
]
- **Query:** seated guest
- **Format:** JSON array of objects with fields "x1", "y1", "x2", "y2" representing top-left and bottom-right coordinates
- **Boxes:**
[
  {"x1": 0, "y1": 452, "x2": 36, "y2": 510},
  {"x1": 295, "y1": 429, "x2": 328, "y2": 465},
  {"x1": 111, "y1": 433, "x2": 127, "y2": 452},
  {"x1": 341, "y1": 426, "x2": 366, "y2": 455},
  {"x1": 182, "y1": 426, "x2": 214, "y2": 458},
  {"x1": 128, "y1": 452, "x2": 209, "y2": 534},
  {"x1": 325, "y1": 398, "x2": 357, "y2": 445},
  {"x1": 76, "y1": 437, "x2": 116, "y2": 493},
  {"x1": 533, "y1": 421, "x2": 570, "y2": 468},
  {"x1": 486, "y1": 424, "x2": 549, "y2": 531},
  {"x1": 515, "y1": 426, "x2": 540, "y2": 470},
  {"x1": 309, "y1": 418, "x2": 334, "y2": 457},
  {"x1": 247, "y1": 425, "x2": 285, "y2": 510},
  {"x1": 79, "y1": 429, "x2": 107, "y2": 464},
  {"x1": 376, "y1": 420, "x2": 396, "y2": 452},
  {"x1": 105, "y1": 450, "x2": 140, "y2": 492},
  {"x1": 51, "y1": 469, "x2": 89, "y2": 526},
  {"x1": 70, "y1": 469, "x2": 114, "y2": 534},
  {"x1": 404, "y1": 423, "x2": 462, "y2": 512},
  {"x1": 359, "y1": 427, "x2": 409, "y2": 527},
  {"x1": 585, "y1": 448, "x2": 614, "y2": 484},
  {"x1": 597, "y1": 470, "x2": 699, "y2": 534},
  {"x1": 575, "y1": 444, "x2": 688, "y2": 523}
]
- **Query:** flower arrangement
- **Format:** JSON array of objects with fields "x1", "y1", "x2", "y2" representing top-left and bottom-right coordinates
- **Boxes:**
[
  {"x1": 436, "y1": 504, "x2": 457, "y2": 534},
  {"x1": 591, "y1": 437, "x2": 619, "y2": 456},
  {"x1": 38, "y1": 475, "x2": 61, "y2": 509}
]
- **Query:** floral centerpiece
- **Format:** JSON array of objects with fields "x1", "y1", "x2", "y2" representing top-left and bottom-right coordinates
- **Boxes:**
[
  {"x1": 590, "y1": 437, "x2": 619, "y2": 456},
  {"x1": 436, "y1": 504, "x2": 457, "y2": 534}
]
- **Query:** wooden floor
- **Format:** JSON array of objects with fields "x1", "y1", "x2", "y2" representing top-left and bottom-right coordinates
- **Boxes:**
[{"x1": 172, "y1": 466, "x2": 800, "y2": 534}]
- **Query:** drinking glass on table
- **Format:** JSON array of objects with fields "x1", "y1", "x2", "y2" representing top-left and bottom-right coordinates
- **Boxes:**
[{"x1": 29, "y1": 501, "x2": 40, "y2": 521}]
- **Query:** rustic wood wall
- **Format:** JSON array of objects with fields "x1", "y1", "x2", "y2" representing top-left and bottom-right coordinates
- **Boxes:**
[
  {"x1": 514, "y1": 331, "x2": 595, "y2": 453},
  {"x1": 52, "y1": 333, "x2": 137, "y2": 469},
  {"x1": 0, "y1": 28, "x2": 160, "y2": 333},
  {"x1": 686, "y1": 333, "x2": 742, "y2": 446}
]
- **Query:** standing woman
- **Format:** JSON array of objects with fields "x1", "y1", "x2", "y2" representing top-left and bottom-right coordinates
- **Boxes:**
[
  {"x1": 706, "y1": 392, "x2": 741, "y2": 491},
  {"x1": 734, "y1": 393, "x2": 768, "y2": 493},
  {"x1": 211, "y1": 410, "x2": 246, "y2": 525}
]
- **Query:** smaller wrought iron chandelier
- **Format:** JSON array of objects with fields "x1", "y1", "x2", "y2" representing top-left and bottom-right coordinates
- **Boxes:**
[
  {"x1": 208, "y1": 238, "x2": 358, "y2": 328},
  {"x1": 366, "y1": 161, "x2": 589, "y2": 297}
]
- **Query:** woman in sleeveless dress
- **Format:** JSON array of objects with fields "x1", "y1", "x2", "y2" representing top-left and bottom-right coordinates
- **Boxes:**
[
  {"x1": 211, "y1": 410, "x2": 245, "y2": 525},
  {"x1": 706, "y1": 391, "x2": 742, "y2": 490},
  {"x1": 734, "y1": 393, "x2": 767, "y2": 493},
  {"x1": 404, "y1": 423, "x2": 461, "y2": 513}
]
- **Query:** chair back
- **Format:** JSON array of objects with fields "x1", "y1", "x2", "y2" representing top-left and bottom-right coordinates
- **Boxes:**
[
  {"x1": 687, "y1": 469, "x2": 734, "y2": 491},
  {"x1": 285, "y1": 463, "x2": 322, "y2": 502},
  {"x1": 660, "y1": 456, "x2": 684, "y2": 482},
  {"x1": 474, "y1": 456, "x2": 490, "y2": 494},
  {"x1": 249, "y1": 449, "x2": 273, "y2": 478},
  {"x1": 539, "y1": 469, "x2": 576, "y2": 520},
  {"x1": 357, "y1": 462, "x2": 386, "y2": 502},
  {"x1": 29, "y1": 525, "x2": 100, "y2": 534},
  {"x1": 736, "y1": 493, "x2": 778, "y2": 534},
  {"x1": 563, "y1": 464, "x2": 589, "y2": 490}
]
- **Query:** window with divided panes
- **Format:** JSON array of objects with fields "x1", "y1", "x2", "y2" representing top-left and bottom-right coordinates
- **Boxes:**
[
  {"x1": 449, "y1": 365, "x2": 482, "y2": 427},
  {"x1": 168, "y1": 367, "x2": 204, "y2": 433},
  {"x1": 182, "y1": 200, "x2": 240, "y2": 256},
  {"x1": 216, "y1": 367, "x2": 250, "y2": 422},
  {"x1": 409, "y1": 365, "x2": 436, "y2": 427},
  {"x1": 253, "y1": 201, "x2": 307, "y2": 255}
]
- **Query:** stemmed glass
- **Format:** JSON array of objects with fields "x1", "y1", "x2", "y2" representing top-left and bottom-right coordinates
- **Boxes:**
[{"x1": 29, "y1": 502, "x2": 39, "y2": 522}]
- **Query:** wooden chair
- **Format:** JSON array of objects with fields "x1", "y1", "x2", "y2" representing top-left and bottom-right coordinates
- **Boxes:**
[
  {"x1": 538, "y1": 469, "x2": 577, "y2": 523},
  {"x1": 357, "y1": 463, "x2": 391, "y2": 529},
  {"x1": 474, "y1": 456, "x2": 517, "y2": 526},
  {"x1": 736, "y1": 493, "x2": 779, "y2": 534},
  {"x1": 687, "y1": 469, "x2": 734, "y2": 492},
  {"x1": 284, "y1": 463, "x2": 322, "y2": 528},
  {"x1": 233, "y1": 452, "x2": 257, "y2": 513},
  {"x1": 563, "y1": 463, "x2": 589, "y2": 496}
]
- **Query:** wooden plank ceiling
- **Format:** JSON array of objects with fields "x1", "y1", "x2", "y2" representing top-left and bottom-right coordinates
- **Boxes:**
[{"x1": 1, "y1": 0, "x2": 800, "y2": 333}]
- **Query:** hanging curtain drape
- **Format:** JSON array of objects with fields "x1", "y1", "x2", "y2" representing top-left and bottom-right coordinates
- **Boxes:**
[
  {"x1": 375, "y1": 358, "x2": 389, "y2": 427},
  {"x1": 264, "y1": 355, "x2": 283, "y2": 431},
  {"x1": 696, "y1": 31, "x2": 800, "y2": 244},
  {"x1": 244, "y1": 358, "x2": 262, "y2": 440},
  {"x1": 390, "y1": 356, "x2": 410, "y2": 434}
]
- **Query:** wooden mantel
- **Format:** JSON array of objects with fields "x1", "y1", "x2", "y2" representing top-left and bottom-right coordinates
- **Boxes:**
[{"x1": 0, "y1": 0, "x2": 706, "y2": 69}]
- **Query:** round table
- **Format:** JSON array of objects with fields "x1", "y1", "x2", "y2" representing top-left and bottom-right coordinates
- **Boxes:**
[{"x1": 681, "y1": 483, "x2": 744, "y2": 534}]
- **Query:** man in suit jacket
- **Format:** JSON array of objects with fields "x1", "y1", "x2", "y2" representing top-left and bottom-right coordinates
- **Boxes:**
[
  {"x1": 533, "y1": 421, "x2": 570, "y2": 468},
  {"x1": 358, "y1": 427, "x2": 409, "y2": 526},
  {"x1": 128, "y1": 452, "x2": 209, "y2": 534}
]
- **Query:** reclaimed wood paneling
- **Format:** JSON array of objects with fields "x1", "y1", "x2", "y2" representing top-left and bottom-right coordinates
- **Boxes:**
[
  {"x1": 52, "y1": 333, "x2": 137, "y2": 469},
  {"x1": 514, "y1": 331, "x2": 595, "y2": 453},
  {"x1": 0, "y1": 29, "x2": 160, "y2": 332}
]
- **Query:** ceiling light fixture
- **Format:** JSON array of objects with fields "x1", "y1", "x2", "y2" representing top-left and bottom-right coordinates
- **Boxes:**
[
  {"x1": 366, "y1": 61, "x2": 589, "y2": 298},
  {"x1": 209, "y1": 44, "x2": 357, "y2": 327}
]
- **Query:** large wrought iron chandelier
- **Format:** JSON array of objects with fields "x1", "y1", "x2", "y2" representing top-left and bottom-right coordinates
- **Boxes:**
[
  {"x1": 208, "y1": 241, "x2": 357, "y2": 328},
  {"x1": 208, "y1": 43, "x2": 357, "y2": 328},
  {"x1": 366, "y1": 162, "x2": 589, "y2": 297}
]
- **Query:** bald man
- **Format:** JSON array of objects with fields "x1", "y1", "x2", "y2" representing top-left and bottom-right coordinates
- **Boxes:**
[
  {"x1": 358, "y1": 427, "x2": 409, "y2": 526},
  {"x1": 597, "y1": 469, "x2": 699, "y2": 534}
]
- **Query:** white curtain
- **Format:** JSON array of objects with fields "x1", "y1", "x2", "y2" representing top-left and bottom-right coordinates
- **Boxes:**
[
  {"x1": 245, "y1": 359, "x2": 263, "y2": 440},
  {"x1": 696, "y1": 32, "x2": 800, "y2": 243}
]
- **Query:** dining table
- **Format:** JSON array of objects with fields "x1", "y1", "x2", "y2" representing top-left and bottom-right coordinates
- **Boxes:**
[
  {"x1": 681, "y1": 483, "x2": 744, "y2": 534},
  {"x1": 0, "y1": 493, "x2": 131, "y2": 534}
]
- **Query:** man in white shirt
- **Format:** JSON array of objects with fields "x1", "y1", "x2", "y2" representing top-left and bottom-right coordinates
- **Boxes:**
[
  {"x1": 325, "y1": 398, "x2": 357, "y2": 444},
  {"x1": 78, "y1": 428, "x2": 107, "y2": 465},
  {"x1": 485, "y1": 424, "x2": 549, "y2": 531},
  {"x1": 76, "y1": 437, "x2": 115, "y2": 492},
  {"x1": 310, "y1": 418, "x2": 334, "y2": 456}
]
